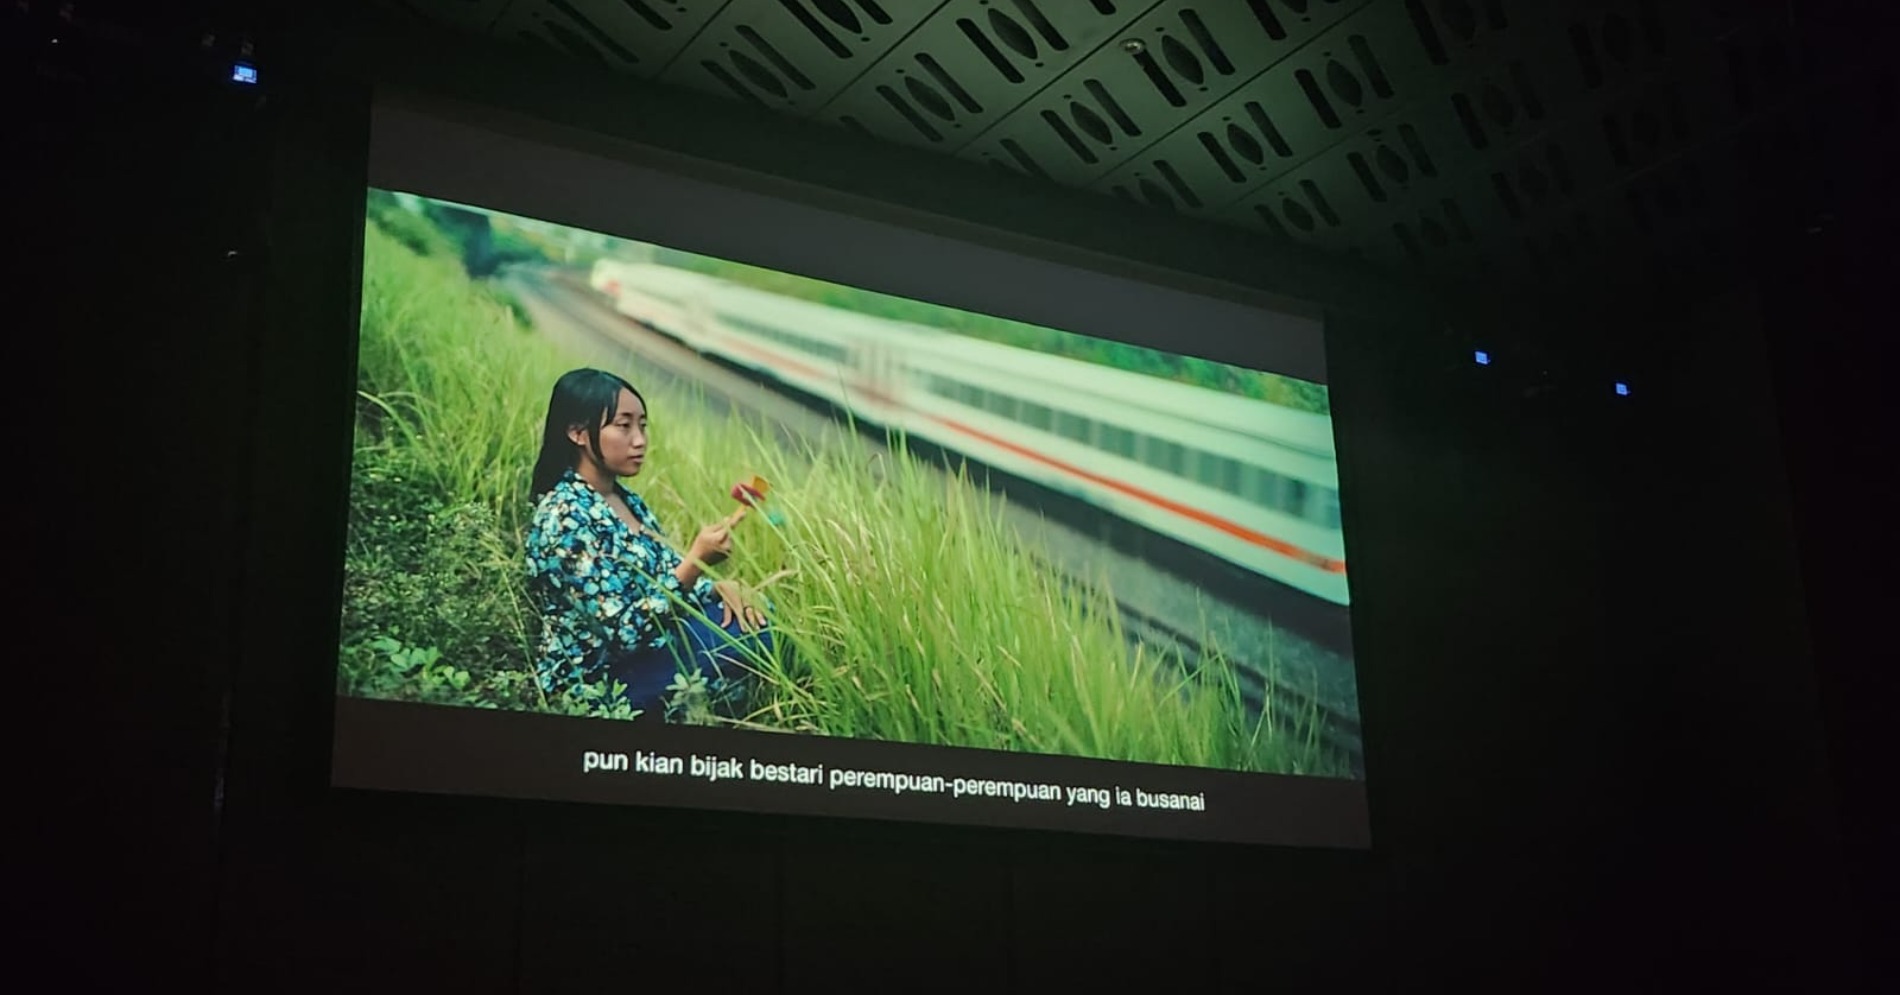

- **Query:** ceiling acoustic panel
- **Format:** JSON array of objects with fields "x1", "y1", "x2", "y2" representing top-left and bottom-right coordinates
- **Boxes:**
[
  {"x1": 1203, "y1": 6, "x2": 1573, "y2": 254},
  {"x1": 493, "y1": 0, "x2": 722, "y2": 75},
  {"x1": 1229, "y1": 0, "x2": 1804, "y2": 278},
  {"x1": 1091, "y1": 0, "x2": 1478, "y2": 220},
  {"x1": 368, "y1": 0, "x2": 1858, "y2": 291},
  {"x1": 659, "y1": 0, "x2": 938, "y2": 114},
  {"x1": 817, "y1": 0, "x2": 1136, "y2": 152},
  {"x1": 1086, "y1": 0, "x2": 1543, "y2": 220},
  {"x1": 958, "y1": 0, "x2": 1373, "y2": 187},
  {"x1": 1494, "y1": 132, "x2": 1746, "y2": 292},
  {"x1": 1232, "y1": 20, "x2": 1616, "y2": 262}
]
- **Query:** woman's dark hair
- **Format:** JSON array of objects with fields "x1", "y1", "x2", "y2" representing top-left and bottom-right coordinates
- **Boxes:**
[{"x1": 531, "y1": 368, "x2": 645, "y2": 499}]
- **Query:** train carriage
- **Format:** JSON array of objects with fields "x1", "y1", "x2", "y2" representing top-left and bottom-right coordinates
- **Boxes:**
[
  {"x1": 589, "y1": 260, "x2": 729, "y2": 345},
  {"x1": 590, "y1": 263, "x2": 1350, "y2": 605},
  {"x1": 881, "y1": 330, "x2": 1348, "y2": 606}
]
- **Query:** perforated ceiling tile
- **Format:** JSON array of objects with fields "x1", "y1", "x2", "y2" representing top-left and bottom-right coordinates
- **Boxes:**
[
  {"x1": 658, "y1": 0, "x2": 939, "y2": 115},
  {"x1": 366, "y1": 0, "x2": 1840, "y2": 290},
  {"x1": 817, "y1": 0, "x2": 1133, "y2": 152},
  {"x1": 1090, "y1": 0, "x2": 1476, "y2": 216},
  {"x1": 1563, "y1": 0, "x2": 1685, "y2": 94},
  {"x1": 1438, "y1": 100, "x2": 1753, "y2": 288},
  {"x1": 1397, "y1": 0, "x2": 1562, "y2": 71},
  {"x1": 1221, "y1": 58, "x2": 1549, "y2": 239},
  {"x1": 1223, "y1": 3, "x2": 1737, "y2": 246},
  {"x1": 1425, "y1": 9, "x2": 1767, "y2": 244},
  {"x1": 1469, "y1": 128, "x2": 1611, "y2": 236},
  {"x1": 1229, "y1": 105, "x2": 1507, "y2": 258},
  {"x1": 959, "y1": 0, "x2": 1372, "y2": 186},
  {"x1": 493, "y1": 0, "x2": 719, "y2": 76}
]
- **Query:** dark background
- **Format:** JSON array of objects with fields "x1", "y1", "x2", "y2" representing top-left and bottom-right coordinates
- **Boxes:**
[{"x1": 23, "y1": 2, "x2": 1889, "y2": 990}]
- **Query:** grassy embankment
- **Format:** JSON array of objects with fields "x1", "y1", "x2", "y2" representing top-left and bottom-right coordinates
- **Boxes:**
[{"x1": 340, "y1": 217, "x2": 1341, "y2": 775}]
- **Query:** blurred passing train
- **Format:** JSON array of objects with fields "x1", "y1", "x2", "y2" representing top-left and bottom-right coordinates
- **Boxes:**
[{"x1": 589, "y1": 259, "x2": 1349, "y2": 606}]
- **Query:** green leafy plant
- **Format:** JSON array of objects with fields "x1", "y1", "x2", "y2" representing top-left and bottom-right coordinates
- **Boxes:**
[{"x1": 338, "y1": 636, "x2": 468, "y2": 702}]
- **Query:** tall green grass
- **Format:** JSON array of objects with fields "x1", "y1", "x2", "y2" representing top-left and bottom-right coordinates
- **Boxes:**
[{"x1": 344, "y1": 222, "x2": 1343, "y2": 776}]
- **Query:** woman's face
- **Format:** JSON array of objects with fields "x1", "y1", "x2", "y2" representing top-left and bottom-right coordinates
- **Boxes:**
[{"x1": 575, "y1": 388, "x2": 648, "y2": 478}]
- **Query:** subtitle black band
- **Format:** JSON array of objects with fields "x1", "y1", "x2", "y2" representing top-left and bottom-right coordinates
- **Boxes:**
[{"x1": 333, "y1": 696, "x2": 1370, "y2": 848}]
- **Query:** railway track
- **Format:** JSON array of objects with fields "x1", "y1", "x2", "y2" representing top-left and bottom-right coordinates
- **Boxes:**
[
  {"x1": 1037, "y1": 565, "x2": 1364, "y2": 777},
  {"x1": 1121, "y1": 601, "x2": 1364, "y2": 778}
]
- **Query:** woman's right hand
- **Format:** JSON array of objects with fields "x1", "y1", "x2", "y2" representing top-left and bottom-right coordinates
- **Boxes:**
[{"x1": 688, "y1": 510, "x2": 743, "y2": 567}]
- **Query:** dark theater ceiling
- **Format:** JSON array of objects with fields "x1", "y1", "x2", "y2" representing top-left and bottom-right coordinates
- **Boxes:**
[{"x1": 368, "y1": 0, "x2": 1876, "y2": 297}]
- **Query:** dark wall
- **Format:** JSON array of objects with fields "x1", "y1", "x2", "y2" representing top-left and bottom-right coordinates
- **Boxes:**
[
  {"x1": 35, "y1": 15, "x2": 1877, "y2": 992},
  {"x1": 28, "y1": 37, "x2": 268, "y2": 989}
]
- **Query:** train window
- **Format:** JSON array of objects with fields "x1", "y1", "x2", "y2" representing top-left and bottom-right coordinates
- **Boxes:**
[
  {"x1": 986, "y1": 391, "x2": 1019, "y2": 421},
  {"x1": 1283, "y1": 478, "x2": 1310, "y2": 517},
  {"x1": 726, "y1": 317, "x2": 847, "y2": 365},
  {"x1": 1199, "y1": 453, "x2": 1243, "y2": 494},
  {"x1": 1242, "y1": 465, "x2": 1280, "y2": 509},
  {"x1": 1055, "y1": 411, "x2": 1091, "y2": 444},
  {"x1": 1189, "y1": 450, "x2": 1213, "y2": 486},
  {"x1": 1020, "y1": 401, "x2": 1052, "y2": 431},
  {"x1": 1099, "y1": 424, "x2": 1137, "y2": 459},
  {"x1": 1146, "y1": 438, "x2": 1187, "y2": 476},
  {"x1": 1315, "y1": 488, "x2": 1342, "y2": 528}
]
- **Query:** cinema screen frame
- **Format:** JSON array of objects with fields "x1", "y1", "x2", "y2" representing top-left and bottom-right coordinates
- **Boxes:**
[{"x1": 329, "y1": 101, "x2": 1372, "y2": 850}]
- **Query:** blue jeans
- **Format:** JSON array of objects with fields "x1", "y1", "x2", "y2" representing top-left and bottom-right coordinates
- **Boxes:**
[{"x1": 603, "y1": 614, "x2": 774, "y2": 717}]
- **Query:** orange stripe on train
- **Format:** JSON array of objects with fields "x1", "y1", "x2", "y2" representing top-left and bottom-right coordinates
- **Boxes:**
[{"x1": 679, "y1": 329, "x2": 1346, "y2": 575}]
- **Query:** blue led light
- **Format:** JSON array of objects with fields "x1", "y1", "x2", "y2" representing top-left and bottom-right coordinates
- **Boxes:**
[
  {"x1": 1474, "y1": 350, "x2": 1491, "y2": 366},
  {"x1": 1614, "y1": 381, "x2": 1630, "y2": 396},
  {"x1": 232, "y1": 63, "x2": 258, "y2": 84}
]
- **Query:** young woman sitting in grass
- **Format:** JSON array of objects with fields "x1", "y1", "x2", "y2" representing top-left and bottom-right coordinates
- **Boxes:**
[{"x1": 525, "y1": 368, "x2": 774, "y2": 719}]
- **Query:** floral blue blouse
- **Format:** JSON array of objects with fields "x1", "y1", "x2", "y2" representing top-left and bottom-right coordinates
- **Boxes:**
[{"x1": 525, "y1": 468, "x2": 718, "y2": 696}]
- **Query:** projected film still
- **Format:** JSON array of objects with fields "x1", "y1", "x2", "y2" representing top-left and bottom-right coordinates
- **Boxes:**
[{"x1": 334, "y1": 188, "x2": 1365, "y2": 846}]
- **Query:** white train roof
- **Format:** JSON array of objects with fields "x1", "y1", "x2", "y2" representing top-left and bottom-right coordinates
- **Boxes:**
[
  {"x1": 595, "y1": 261, "x2": 730, "y2": 295},
  {"x1": 710, "y1": 282, "x2": 1334, "y2": 454},
  {"x1": 604, "y1": 265, "x2": 1335, "y2": 457},
  {"x1": 896, "y1": 327, "x2": 1335, "y2": 455},
  {"x1": 704, "y1": 279, "x2": 938, "y2": 340}
]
